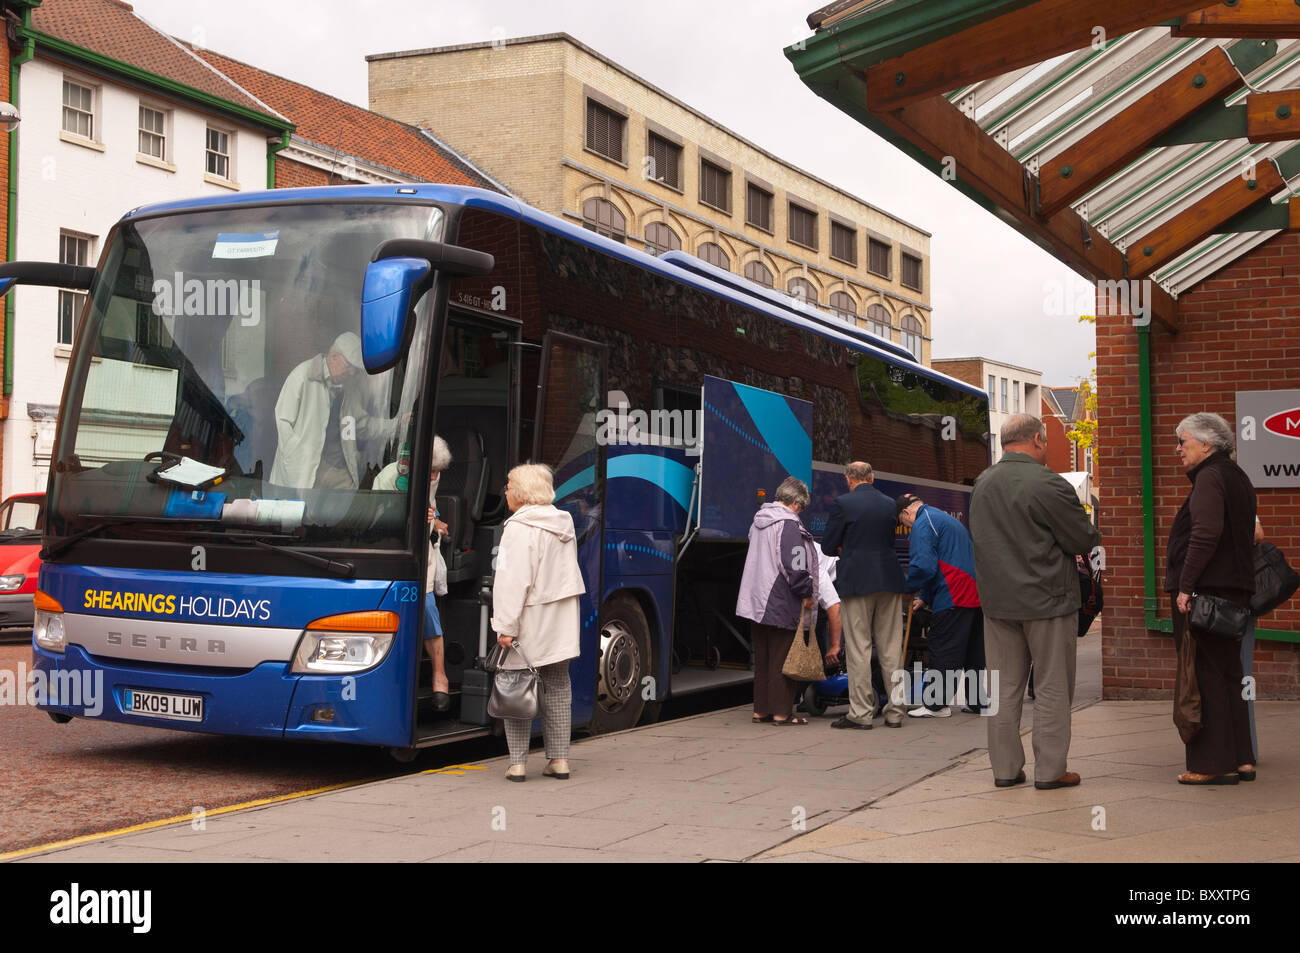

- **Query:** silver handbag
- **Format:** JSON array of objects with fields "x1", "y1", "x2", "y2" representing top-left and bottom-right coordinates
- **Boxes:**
[{"x1": 486, "y1": 641, "x2": 543, "y2": 720}]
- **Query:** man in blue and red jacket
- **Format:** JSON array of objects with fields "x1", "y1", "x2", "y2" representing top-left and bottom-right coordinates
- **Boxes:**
[{"x1": 897, "y1": 494, "x2": 987, "y2": 717}]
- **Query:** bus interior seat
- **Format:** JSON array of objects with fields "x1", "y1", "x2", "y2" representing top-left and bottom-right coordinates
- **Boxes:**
[
  {"x1": 227, "y1": 377, "x2": 279, "y2": 479},
  {"x1": 437, "y1": 426, "x2": 489, "y2": 583}
]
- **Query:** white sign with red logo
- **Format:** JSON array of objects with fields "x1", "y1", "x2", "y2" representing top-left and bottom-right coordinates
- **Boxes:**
[{"x1": 1237, "y1": 390, "x2": 1300, "y2": 487}]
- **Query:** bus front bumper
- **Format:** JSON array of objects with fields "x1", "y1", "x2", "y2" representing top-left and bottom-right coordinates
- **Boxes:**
[{"x1": 32, "y1": 644, "x2": 413, "y2": 747}]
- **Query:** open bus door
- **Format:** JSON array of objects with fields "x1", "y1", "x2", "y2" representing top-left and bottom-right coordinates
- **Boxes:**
[
  {"x1": 531, "y1": 332, "x2": 608, "y2": 729},
  {"x1": 670, "y1": 375, "x2": 813, "y2": 694}
]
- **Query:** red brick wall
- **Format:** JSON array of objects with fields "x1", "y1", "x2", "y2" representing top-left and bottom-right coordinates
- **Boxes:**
[
  {"x1": 274, "y1": 157, "x2": 366, "y2": 190},
  {"x1": 0, "y1": 32, "x2": 12, "y2": 497},
  {"x1": 1097, "y1": 231, "x2": 1300, "y2": 699},
  {"x1": 1043, "y1": 398, "x2": 1074, "y2": 473}
]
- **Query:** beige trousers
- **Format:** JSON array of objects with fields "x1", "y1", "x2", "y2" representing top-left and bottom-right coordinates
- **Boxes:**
[
  {"x1": 840, "y1": 591, "x2": 905, "y2": 725},
  {"x1": 983, "y1": 613, "x2": 1077, "y2": 783}
]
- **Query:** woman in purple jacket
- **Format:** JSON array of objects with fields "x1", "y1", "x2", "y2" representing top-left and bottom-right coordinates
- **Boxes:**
[{"x1": 736, "y1": 477, "x2": 818, "y2": 725}]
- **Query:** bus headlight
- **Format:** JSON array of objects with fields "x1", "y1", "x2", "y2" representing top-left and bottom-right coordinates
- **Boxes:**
[
  {"x1": 291, "y1": 610, "x2": 398, "y2": 674},
  {"x1": 0, "y1": 574, "x2": 24, "y2": 591},
  {"x1": 33, "y1": 590, "x2": 65, "y2": 652}
]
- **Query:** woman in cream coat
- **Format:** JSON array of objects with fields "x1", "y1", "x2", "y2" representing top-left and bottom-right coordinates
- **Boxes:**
[{"x1": 492, "y1": 463, "x2": 586, "y2": 781}]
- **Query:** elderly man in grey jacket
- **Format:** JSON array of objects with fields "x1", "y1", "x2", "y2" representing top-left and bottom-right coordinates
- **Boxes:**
[
  {"x1": 970, "y1": 414, "x2": 1101, "y2": 790},
  {"x1": 270, "y1": 332, "x2": 400, "y2": 489}
]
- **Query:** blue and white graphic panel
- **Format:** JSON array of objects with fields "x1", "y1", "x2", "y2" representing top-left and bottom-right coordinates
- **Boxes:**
[{"x1": 699, "y1": 375, "x2": 813, "y2": 540}]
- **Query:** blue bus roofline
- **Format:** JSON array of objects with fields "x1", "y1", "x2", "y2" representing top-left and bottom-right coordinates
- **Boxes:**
[{"x1": 120, "y1": 184, "x2": 988, "y2": 403}]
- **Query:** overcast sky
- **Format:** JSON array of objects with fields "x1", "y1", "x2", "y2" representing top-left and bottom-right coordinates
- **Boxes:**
[{"x1": 130, "y1": 0, "x2": 1095, "y2": 386}]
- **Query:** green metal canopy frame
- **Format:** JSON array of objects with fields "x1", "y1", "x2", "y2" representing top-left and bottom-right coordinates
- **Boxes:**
[{"x1": 788, "y1": 0, "x2": 1300, "y2": 643}]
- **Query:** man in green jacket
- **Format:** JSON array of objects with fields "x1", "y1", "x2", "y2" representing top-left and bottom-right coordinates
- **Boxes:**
[{"x1": 970, "y1": 414, "x2": 1101, "y2": 791}]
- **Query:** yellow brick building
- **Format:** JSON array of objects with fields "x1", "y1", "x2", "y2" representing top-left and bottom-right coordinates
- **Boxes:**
[{"x1": 367, "y1": 33, "x2": 933, "y2": 363}]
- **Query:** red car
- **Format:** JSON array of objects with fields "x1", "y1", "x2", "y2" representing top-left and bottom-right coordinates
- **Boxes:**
[{"x1": 0, "y1": 492, "x2": 45, "y2": 632}]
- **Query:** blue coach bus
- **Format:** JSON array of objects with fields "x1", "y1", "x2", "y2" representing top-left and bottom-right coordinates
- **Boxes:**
[{"x1": 0, "y1": 185, "x2": 989, "y2": 757}]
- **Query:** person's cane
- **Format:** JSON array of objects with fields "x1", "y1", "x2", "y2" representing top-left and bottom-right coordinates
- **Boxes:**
[{"x1": 901, "y1": 599, "x2": 915, "y2": 661}]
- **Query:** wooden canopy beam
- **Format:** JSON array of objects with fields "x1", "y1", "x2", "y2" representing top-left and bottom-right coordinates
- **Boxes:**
[
  {"x1": 1174, "y1": 0, "x2": 1300, "y2": 38},
  {"x1": 1125, "y1": 162, "x2": 1285, "y2": 277},
  {"x1": 865, "y1": 0, "x2": 1213, "y2": 112},
  {"x1": 873, "y1": 93, "x2": 1180, "y2": 331},
  {"x1": 1039, "y1": 47, "x2": 1244, "y2": 218},
  {"x1": 1246, "y1": 89, "x2": 1300, "y2": 142}
]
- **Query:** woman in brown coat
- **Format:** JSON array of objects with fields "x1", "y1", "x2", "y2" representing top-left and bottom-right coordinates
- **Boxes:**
[{"x1": 1166, "y1": 413, "x2": 1256, "y2": 785}]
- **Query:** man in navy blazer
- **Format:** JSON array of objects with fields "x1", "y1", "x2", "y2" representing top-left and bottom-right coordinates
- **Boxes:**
[{"x1": 821, "y1": 461, "x2": 907, "y2": 728}]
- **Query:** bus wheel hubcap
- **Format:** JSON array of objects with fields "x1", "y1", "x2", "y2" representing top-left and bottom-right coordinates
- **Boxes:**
[{"x1": 598, "y1": 621, "x2": 640, "y2": 710}]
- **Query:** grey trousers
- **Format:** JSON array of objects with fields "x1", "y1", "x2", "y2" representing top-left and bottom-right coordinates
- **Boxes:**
[
  {"x1": 841, "y1": 591, "x2": 906, "y2": 725},
  {"x1": 984, "y1": 613, "x2": 1077, "y2": 783},
  {"x1": 504, "y1": 661, "x2": 573, "y2": 765}
]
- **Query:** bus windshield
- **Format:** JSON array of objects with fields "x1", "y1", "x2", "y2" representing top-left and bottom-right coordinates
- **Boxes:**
[{"x1": 49, "y1": 201, "x2": 444, "y2": 553}]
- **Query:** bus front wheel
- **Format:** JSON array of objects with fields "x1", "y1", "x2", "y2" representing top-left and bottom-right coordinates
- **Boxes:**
[{"x1": 591, "y1": 595, "x2": 654, "y2": 735}]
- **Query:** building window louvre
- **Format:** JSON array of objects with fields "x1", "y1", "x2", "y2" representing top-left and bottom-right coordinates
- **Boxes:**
[
  {"x1": 865, "y1": 303, "x2": 890, "y2": 339},
  {"x1": 62, "y1": 79, "x2": 94, "y2": 139},
  {"x1": 830, "y1": 222, "x2": 857, "y2": 265},
  {"x1": 868, "y1": 238, "x2": 891, "y2": 278},
  {"x1": 581, "y1": 198, "x2": 626, "y2": 243},
  {"x1": 698, "y1": 242, "x2": 730, "y2": 271},
  {"x1": 644, "y1": 221, "x2": 681, "y2": 256},
  {"x1": 900, "y1": 314, "x2": 923, "y2": 360},
  {"x1": 829, "y1": 291, "x2": 856, "y2": 322},
  {"x1": 58, "y1": 231, "x2": 91, "y2": 346},
  {"x1": 646, "y1": 133, "x2": 681, "y2": 189},
  {"x1": 746, "y1": 183, "x2": 773, "y2": 231},
  {"x1": 788, "y1": 277, "x2": 817, "y2": 307},
  {"x1": 744, "y1": 260, "x2": 773, "y2": 288},
  {"x1": 901, "y1": 252, "x2": 923, "y2": 291},
  {"x1": 206, "y1": 127, "x2": 231, "y2": 179},
  {"x1": 586, "y1": 100, "x2": 625, "y2": 163},
  {"x1": 788, "y1": 203, "x2": 817, "y2": 250},
  {"x1": 700, "y1": 160, "x2": 731, "y2": 213},
  {"x1": 139, "y1": 105, "x2": 166, "y2": 159}
]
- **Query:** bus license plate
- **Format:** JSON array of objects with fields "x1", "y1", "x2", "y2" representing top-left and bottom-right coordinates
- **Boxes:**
[{"x1": 123, "y1": 689, "x2": 204, "y2": 722}]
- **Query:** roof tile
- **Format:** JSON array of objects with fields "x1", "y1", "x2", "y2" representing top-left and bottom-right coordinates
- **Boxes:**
[
  {"x1": 32, "y1": 0, "x2": 287, "y2": 123},
  {"x1": 190, "y1": 47, "x2": 497, "y2": 188}
]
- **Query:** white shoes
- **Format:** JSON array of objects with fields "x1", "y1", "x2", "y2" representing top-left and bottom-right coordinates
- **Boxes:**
[
  {"x1": 908, "y1": 706, "x2": 952, "y2": 718},
  {"x1": 505, "y1": 763, "x2": 526, "y2": 782}
]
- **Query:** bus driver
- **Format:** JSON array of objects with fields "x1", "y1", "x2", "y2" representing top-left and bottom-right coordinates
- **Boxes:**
[{"x1": 270, "y1": 332, "x2": 397, "y2": 489}]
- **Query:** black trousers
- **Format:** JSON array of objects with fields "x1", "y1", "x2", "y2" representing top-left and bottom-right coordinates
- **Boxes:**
[
  {"x1": 922, "y1": 606, "x2": 986, "y2": 711},
  {"x1": 1172, "y1": 603, "x2": 1254, "y2": 774},
  {"x1": 751, "y1": 622, "x2": 798, "y2": 719}
]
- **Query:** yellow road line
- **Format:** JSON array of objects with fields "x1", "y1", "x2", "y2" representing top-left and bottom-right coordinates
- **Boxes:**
[{"x1": 0, "y1": 778, "x2": 372, "y2": 862}]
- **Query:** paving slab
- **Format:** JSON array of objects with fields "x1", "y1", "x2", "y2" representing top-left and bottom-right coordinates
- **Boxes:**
[{"x1": 14, "y1": 625, "x2": 1300, "y2": 864}]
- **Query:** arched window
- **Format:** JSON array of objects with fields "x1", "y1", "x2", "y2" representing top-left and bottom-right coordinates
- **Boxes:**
[
  {"x1": 698, "y1": 242, "x2": 730, "y2": 271},
  {"x1": 865, "y1": 303, "x2": 890, "y2": 339},
  {"x1": 901, "y1": 314, "x2": 923, "y2": 359},
  {"x1": 581, "y1": 198, "x2": 626, "y2": 243},
  {"x1": 644, "y1": 222, "x2": 681, "y2": 256},
  {"x1": 744, "y1": 260, "x2": 773, "y2": 288},
  {"x1": 788, "y1": 277, "x2": 818, "y2": 307},
  {"x1": 829, "y1": 291, "x2": 856, "y2": 322}
]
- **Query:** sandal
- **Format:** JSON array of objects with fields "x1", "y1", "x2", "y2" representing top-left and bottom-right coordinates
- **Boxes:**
[
  {"x1": 772, "y1": 716, "x2": 809, "y2": 726},
  {"x1": 1177, "y1": 772, "x2": 1239, "y2": 785},
  {"x1": 752, "y1": 714, "x2": 773, "y2": 723}
]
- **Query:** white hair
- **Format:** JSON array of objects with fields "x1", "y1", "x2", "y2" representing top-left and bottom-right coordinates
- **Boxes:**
[
  {"x1": 1176, "y1": 412, "x2": 1234, "y2": 452},
  {"x1": 430, "y1": 435, "x2": 452, "y2": 472}
]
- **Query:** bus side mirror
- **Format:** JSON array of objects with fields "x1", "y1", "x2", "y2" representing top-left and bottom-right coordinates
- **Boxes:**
[{"x1": 360, "y1": 257, "x2": 430, "y2": 374}]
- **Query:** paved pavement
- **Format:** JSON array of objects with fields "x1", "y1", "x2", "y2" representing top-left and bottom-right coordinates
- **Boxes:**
[{"x1": 14, "y1": 629, "x2": 1300, "y2": 863}]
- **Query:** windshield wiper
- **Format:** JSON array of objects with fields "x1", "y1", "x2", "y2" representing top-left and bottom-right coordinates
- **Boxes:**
[
  {"x1": 248, "y1": 538, "x2": 354, "y2": 578},
  {"x1": 44, "y1": 515, "x2": 354, "y2": 577}
]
